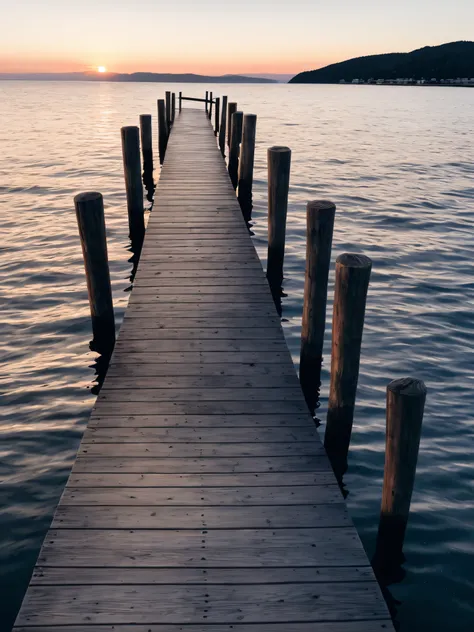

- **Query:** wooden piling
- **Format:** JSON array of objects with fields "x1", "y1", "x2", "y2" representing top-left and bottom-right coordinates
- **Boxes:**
[
  {"x1": 215, "y1": 97, "x2": 220, "y2": 136},
  {"x1": 179, "y1": 92, "x2": 182, "y2": 112},
  {"x1": 139, "y1": 114, "x2": 153, "y2": 167},
  {"x1": 205, "y1": 91, "x2": 209, "y2": 113},
  {"x1": 299, "y1": 201, "x2": 336, "y2": 413},
  {"x1": 165, "y1": 91, "x2": 171, "y2": 129},
  {"x1": 324, "y1": 254, "x2": 372, "y2": 477},
  {"x1": 373, "y1": 377, "x2": 426, "y2": 578},
  {"x1": 228, "y1": 111, "x2": 243, "y2": 190},
  {"x1": 74, "y1": 192, "x2": 115, "y2": 352},
  {"x1": 121, "y1": 126, "x2": 145, "y2": 242},
  {"x1": 208, "y1": 92, "x2": 213, "y2": 120},
  {"x1": 266, "y1": 146, "x2": 291, "y2": 290},
  {"x1": 157, "y1": 99, "x2": 168, "y2": 165},
  {"x1": 219, "y1": 96, "x2": 228, "y2": 156},
  {"x1": 238, "y1": 114, "x2": 257, "y2": 214},
  {"x1": 227, "y1": 102, "x2": 237, "y2": 146},
  {"x1": 172, "y1": 93, "x2": 176, "y2": 123}
]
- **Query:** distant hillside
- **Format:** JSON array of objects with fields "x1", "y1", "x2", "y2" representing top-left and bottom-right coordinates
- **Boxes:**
[
  {"x1": 0, "y1": 72, "x2": 276, "y2": 84},
  {"x1": 290, "y1": 41, "x2": 474, "y2": 83}
]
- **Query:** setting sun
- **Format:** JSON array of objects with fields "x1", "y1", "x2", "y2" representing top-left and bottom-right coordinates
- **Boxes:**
[{"x1": 97, "y1": 66, "x2": 107, "y2": 73}]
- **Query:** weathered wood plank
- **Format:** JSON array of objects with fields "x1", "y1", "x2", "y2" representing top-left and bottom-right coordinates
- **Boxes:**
[
  {"x1": 78, "y1": 442, "x2": 325, "y2": 458},
  {"x1": 67, "y1": 471, "x2": 336, "y2": 487},
  {"x1": 91, "y1": 401, "x2": 312, "y2": 415},
  {"x1": 30, "y1": 565, "x2": 374, "y2": 585},
  {"x1": 72, "y1": 455, "x2": 332, "y2": 473},
  {"x1": 15, "y1": 582, "x2": 389, "y2": 625},
  {"x1": 83, "y1": 426, "x2": 318, "y2": 443},
  {"x1": 97, "y1": 387, "x2": 304, "y2": 403},
  {"x1": 14, "y1": 623, "x2": 393, "y2": 632},
  {"x1": 61, "y1": 485, "x2": 341, "y2": 506},
  {"x1": 87, "y1": 413, "x2": 313, "y2": 427},
  {"x1": 38, "y1": 528, "x2": 369, "y2": 568}
]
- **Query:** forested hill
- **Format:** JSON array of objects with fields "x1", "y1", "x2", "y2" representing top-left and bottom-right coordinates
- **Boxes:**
[{"x1": 290, "y1": 41, "x2": 474, "y2": 83}]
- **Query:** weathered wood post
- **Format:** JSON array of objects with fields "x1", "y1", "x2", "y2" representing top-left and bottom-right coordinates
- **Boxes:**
[
  {"x1": 139, "y1": 114, "x2": 154, "y2": 202},
  {"x1": 157, "y1": 99, "x2": 168, "y2": 165},
  {"x1": 373, "y1": 378, "x2": 427, "y2": 580},
  {"x1": 215, "y1": 97, "x2": 220, "y2": 136},
  {"x1": 219, "y1": 96, "x2": 228, "y2": 156},
  {"x1": 324, "y1": 253, "x2": 372, "y2": 478},
  {"x1": 165, "y1": 91, "x2": 171, "y2": 129},
  {"x1": 179, "y1": 92, "x2": 182, "y2": 112},
  {"x1": 74, "y1": 192, "x2": 115, "y2": 352},
  {"x1": 299, "y1": 201, "x2": 336, "y2": 413},
  {"x1": 121, "y1": 126, "x2": 145, "y2": 243},
  {"x1": 227, "y1": 102, "x2": 237, "y2": 146},
  {"x1": 205, "y1": 91, "x2": 209, "y2": 113},
  {"x1": 266, "y1": 147, "x2": 291, "y2": 292},
  {"x1": 139, "y1": 114, "x2": 153, "y2": 169},
  {"x1": 208, "y1": 92, "x2": 213, "y2": 120},
  {"x1": 238, "y1": 114, "x2": 257, "y2": 217},
  {"x1": 171, "y1": 93, "x2": 176, "y2": 123},
  {"x1": 228, "y1": 111, "x2": 243, "y2": 190}
]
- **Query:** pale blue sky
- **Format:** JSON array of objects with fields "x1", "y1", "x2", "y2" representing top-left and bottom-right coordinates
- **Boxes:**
[{"x1": 1, "y1": 0, "x2": 472, "y2": 73}]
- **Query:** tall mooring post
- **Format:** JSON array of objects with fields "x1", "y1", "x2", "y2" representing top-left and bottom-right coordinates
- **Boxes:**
[
  {"x1": 299, "y1": 201, "x2": 336, "y2": 413},
  {"x1": 208, "y1": 92, "x2": 213, "y2": 120},
  {"x1": 228, "y1": 111, "x2": 243, "y2": 190},
  {"x1": 266, "y1": 146, "x2": 291, "y2": 294},
  {"x1": 121, "y1": 126, "x2": 145, "y2": 244},
  {"x1": 165, "y1": 91, "x2": 171, "y2": 130},
  {"x1": 219, "y1": 95, "x2": 228, "y2": 156},
  {"x1": 215, "y1": 97, "x2": 220, "y2": 136},
  {"x1": 227, "y1": 102, "x2": 237, "y2": 146},
  {"x1": 74, "y1": 192, "x2": 115, "y2": 353},
  {"x1": 324, "y1": 253, "x2": 372, "y2": 479},
  {"x1": 373, "y1": 378, "x2": 426, "y2": 581},
  {"x1": 238, "y1": 114, "x2": 257, "y2": 218},
  {"x1": 157, "y1": 99, "x2": 168, "y2": 165}
]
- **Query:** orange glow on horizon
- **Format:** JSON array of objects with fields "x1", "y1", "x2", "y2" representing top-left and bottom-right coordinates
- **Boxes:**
[{"x1": 0, "y1": 54, "x2": 340, "y2": 76}]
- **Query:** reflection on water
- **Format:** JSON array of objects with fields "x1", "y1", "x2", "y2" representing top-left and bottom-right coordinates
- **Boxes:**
[{"x1": 1, "y1": 81, "x2": 474, "y2": 631}]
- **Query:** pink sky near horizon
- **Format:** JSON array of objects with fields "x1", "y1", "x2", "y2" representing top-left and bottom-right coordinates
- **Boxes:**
[{"x1": 1, "y1": 0, "x2": 473, "y2": 75}]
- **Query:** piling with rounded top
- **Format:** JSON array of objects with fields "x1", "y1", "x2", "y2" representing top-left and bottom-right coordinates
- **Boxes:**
[
  {"x1": 171, "y1": 93, "x2": 176, "y2": 123},
  {"x1": 74, "y1": 192, "x2": 115, "y2": 352},
  {"x1": 179, "y1": 92, "x2": 182, "y2": 112},
  {"x1": 157, "y1": 99, "x2": 168, "y2": 164},
  {"x1": 165, "y1": 91, "x2": 171, "y2": 129},
  {"x1": 324, "y1": 253, "x2": 372, "y2": 476},
  {"x1": 266, "y1": 147, "x2": 292, "y2": 289},
  {"x1": 228, "y1": 111, "x2": 243, "y2": 190},
  {"x1": 121, "y1": 126, "x2": 145, "y2": 242},
  {"x1": 373, "y1": 377, "x2": 427, "y2": 578},
  {"x1": 227, "y1": 102, "x2": 237, "y2": 146},
  {"x1": 219, "y1": 96, "x2": 228, "y2": 156},
  {"x1": 139, "y1": 114, "x2": 153, "y2": 169},
  {"x1": 208, "y1": 92, "x2": 213, "y2": 120},
  {"x1": 215, "y1": 97, "x2": 220, "y2": 136},
  {"x1": 238, "y1": 114, "x2": 257, "y2": 215},
  {"x1": 205, "y1": 91, "x2": 209, "y2": 113},
  {"x1": 299, "y1": 201, "x2": 336, "y2": 412}
]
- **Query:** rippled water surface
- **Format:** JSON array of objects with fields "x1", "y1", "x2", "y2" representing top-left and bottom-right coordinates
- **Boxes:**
[{"x1": 1, "y1": 81, "x2": 474, "y2": 630}]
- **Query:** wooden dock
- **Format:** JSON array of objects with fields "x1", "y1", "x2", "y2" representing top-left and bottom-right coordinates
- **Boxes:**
[{"x1": 14, "y1": 109, "x2": 393, "y2": 630}]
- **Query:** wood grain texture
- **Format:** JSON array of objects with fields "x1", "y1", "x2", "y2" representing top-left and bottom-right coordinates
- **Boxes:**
[
  {"x1": 15, "y1": 582, "x2": 388, "y2": 625},
  {"x1": 14, "y1": 109, "x2": 392, "y2": 631}
]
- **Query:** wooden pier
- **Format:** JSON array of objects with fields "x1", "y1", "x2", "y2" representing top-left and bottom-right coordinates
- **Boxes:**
[{"x1": 14, "y1": 108, "x2": 393, "y2": 630}]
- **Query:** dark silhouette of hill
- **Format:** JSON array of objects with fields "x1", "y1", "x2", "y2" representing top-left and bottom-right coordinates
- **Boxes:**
[
  {"x1": 290, "y1": 41, "x2": 474, "y2": 83},
  {"x1": 0, "y1": 72, "x2": 275, "y2": 84}
]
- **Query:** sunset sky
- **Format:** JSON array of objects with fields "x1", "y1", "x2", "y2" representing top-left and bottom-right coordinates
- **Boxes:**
[{"x1": 1, "y1": 0, "x2": 473, "y2": 75}]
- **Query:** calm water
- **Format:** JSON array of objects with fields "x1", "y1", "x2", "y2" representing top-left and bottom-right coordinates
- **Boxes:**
[{"x1": 1, "y1": 81, "x2": 474, "y2": 630}]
